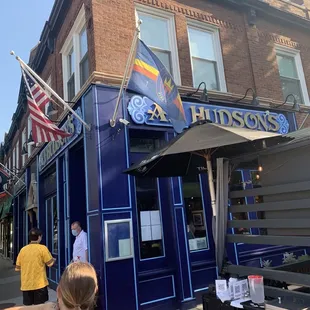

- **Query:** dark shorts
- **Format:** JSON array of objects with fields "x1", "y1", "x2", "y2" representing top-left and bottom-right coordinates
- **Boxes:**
[{"x1": 22, "y1": 286, "x2": 49, "y2": 305}]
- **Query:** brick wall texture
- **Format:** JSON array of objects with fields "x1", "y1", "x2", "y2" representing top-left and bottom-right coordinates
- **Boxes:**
[
  {"x1": 87, "y1": 0, "x2": 310, "y2": 127},
  {"x1": 6, "y1": 0, "x2": 310, "y2": 164}
]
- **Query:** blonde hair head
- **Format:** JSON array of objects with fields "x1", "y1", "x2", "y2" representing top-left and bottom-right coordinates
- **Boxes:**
[{"x1": 58, "y1": 262, "x2": 98, "y2": 310}]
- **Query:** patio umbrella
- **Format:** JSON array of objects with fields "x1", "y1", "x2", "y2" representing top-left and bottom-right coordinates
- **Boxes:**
[
  {"x1": 124, "y1": 121, "x2": 292, "y2": 273},
  {"x1": 125, "y1": 121, "x2": 289, "y2": 214}
]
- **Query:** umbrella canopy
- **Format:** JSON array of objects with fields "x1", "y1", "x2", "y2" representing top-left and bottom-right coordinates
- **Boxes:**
[
  {"x1": 124, "y1": 121, "x2": 291, "y2": 177},
  {"x1": 124, "y1": 121, "x2": 293, "y2": 276}
]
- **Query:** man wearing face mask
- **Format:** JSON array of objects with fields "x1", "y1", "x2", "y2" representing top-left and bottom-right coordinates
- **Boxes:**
[{"x1": 71, "y1": 221, "x2": 88, "y2": 262}]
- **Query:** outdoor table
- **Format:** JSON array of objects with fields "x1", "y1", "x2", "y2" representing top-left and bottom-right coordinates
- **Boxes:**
[{"x1": 240, "y1": 300, "x2": 265, "y2": 309}]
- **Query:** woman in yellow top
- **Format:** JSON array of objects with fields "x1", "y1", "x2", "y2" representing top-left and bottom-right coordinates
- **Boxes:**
[{"x1": 7, "y1": 262, "x2": 98, "y2": 310}]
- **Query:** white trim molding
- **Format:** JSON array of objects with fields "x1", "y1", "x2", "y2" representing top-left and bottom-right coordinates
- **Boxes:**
[
  {"x1": 275, "y1": 44, "x2": 309, "y2": 106},
  {"x1": 60, "y1": 4, "x2": 87, "y2": 101},
  {"x1": 187, "y1": 19, "x2": 227, "y2": 93},
  {"x1": 135, "y1": 4, "x2": 182, "y2": 85}
]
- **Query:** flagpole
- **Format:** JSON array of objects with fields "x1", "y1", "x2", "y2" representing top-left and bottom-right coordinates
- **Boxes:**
[
  {"x1": 110, "y1": 20, "x2": 141, "y2": 127},
  {"x1": 299, "y1": 113, "x2": 309, "y2": 130},
  {"x1": 10, "y1": 51, "x2": 91, "y2": 131},
  {"x1": 4, "y1": 190, "x2": 13, "y2": 198},
  {"x1": 19, "y1": 65, "x2": 62, "y2": 111},
  {"x1": 0, "y1": 162, "x2": 25, "y2": 185}
]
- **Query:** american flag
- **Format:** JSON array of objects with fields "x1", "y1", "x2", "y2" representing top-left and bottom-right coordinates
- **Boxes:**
[{"x1": 22, "y1": 68, "x2": 71, "y2": 143}]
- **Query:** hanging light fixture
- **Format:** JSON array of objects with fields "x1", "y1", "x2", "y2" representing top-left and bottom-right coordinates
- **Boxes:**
[
  {"x1": 46, "y1": 103, "x2": 58, "y2": 118},
  {"x1": 21, "y1": 142, "x2": 28, "y2": 156},
  {"x1": 272, "y1": 94, "x2": 300, "y2": 112},
  {"x1": 234, "y1": 88, "x2": 259, "y2": 106},
  {"x1": 185, "y1": 82, "x2": 209, "y2": 102},
  {"x1": 27, "y1": 131, "x2": 35, "y2": 146}
]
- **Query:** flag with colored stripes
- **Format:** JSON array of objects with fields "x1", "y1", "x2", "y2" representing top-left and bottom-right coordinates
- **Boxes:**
[
  {"x1": 22, "y1": 68, "x2": 71, "y2": 143},
  {"x1": 128, "y1": 39, "x2": 186, "y2": 133}
]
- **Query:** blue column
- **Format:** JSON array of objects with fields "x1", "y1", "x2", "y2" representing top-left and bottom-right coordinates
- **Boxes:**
[{"x1": 171, "y1": 176, "x2": 195, "y2": 304}]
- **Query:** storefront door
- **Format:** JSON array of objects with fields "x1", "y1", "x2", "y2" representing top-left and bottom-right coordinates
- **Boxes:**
[
  {"x1": 45, "y1": 195, "x2": 59, "y2": 285},
  {"x1": 43, "y1": 168, "x2": 59, "y2": 287},
  {"x1": 181, "y1": 158, "x2": 216, "y2": 293},
  {"x1": 129, "y1": 130, "x2": 178, "y2": 308}
]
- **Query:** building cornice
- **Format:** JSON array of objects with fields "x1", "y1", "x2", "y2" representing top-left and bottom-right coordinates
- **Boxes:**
[{"x1": 216, "y1": 0, "x2": 310, "y2": 30}]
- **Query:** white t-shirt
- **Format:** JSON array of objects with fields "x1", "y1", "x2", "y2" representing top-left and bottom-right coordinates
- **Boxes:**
[{"x1": 72, "y1": 230, "x2": 88, "y2": 262}]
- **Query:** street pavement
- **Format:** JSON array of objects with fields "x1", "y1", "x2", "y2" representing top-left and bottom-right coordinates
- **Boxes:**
[
  {"x1": 0, "y1": 255, "x2": 56, "y2": 309},
  {"x1": 0, "y1": 255, "x2": 203, "y2": 310}
]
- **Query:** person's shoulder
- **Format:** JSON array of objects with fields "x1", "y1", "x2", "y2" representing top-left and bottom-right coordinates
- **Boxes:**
[
  {"x1": 38, "y1": 244, "x2": 49, "y2": 250},
  {"x1": 81, "y1": 230, "x2": 87, "y2": 236}
]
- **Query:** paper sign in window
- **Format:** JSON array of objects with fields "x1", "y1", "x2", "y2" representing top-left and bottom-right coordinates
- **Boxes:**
[
  {"x1": 140, "y1": 211, "x2": 162, "y2": 241},
  {"x1": 118, "y1": 239, "x2": 131, "y2": 257},
  {"x1": 141, "y1": 226, "x2": 152, "y2": 242}
]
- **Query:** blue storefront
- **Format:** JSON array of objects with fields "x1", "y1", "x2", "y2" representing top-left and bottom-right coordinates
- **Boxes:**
[{"x1": 14, "y1": 83, "x2": 309, "y2": 310}]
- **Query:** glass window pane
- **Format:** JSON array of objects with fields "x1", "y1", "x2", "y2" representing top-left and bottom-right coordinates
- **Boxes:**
[
  {"x1": 276, "y1": 54, "x2": 298, "y2": 79},
  {"x1": 250, "y1": 171, "x2": 267, "y2": 235},
  {"x1": 229, "y1": 171, "x2": 250, "y2": 235},
  {"x1": 80, "y1": 27, "x2": 88, "y2": 59},
  {"x1": 138, "y1": 13, "x2": 169, "y2": 50},
  {"x1": 188, "y1": 27, "x2": 216, "y2": 61},
  {"x1": 152, "y1": 49, "x2": 172, "y2": 73},
  {"x1": 52, "y1": 196, "x2": 58, "y2": 254},
  {"x1": 67, "y1": 74, "x2": 75, "y2": 101},
  {"x1": 107, "y1": 221, "x2": 132, "y2": 260},
  {"x1": 183, "y1": 168, "x2": 208, "y2": 252},
  {"x1": 136, "y1": 177, "x2": 163, "y2": 259},
  {"x1": 80, "y1": 54, "x2": 89, "y2": 86},
  {"x1": 192, "y1": 58, "x2": 219, "y2": 90},
  {"x1": 129, "y1": 131, "x2": 165, "y2": 153},
  {"x1": 68, "y1": 49, "x2": 75, "y2": 76},
  {"x1": 280, "y1": 77, "x2": 303, "y2": 104}
]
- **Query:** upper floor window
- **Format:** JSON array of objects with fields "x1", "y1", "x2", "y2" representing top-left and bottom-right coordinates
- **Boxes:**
[
  {"x1": 61, "y1": 6, "x2": 89, "y2": 101},
  {"x1": 275, "y1": 45, "x2": 309, "y2": 105},
  {"x1": 79, "y1": 27, "x2": 89, "y2": 86},
  {"x1": 44, "y1": 75, "x2": 52, "y2": 116},
  {"x1": 136, "y1": 5, "x2": 181, "y2": 84},
  {"x1": 22, "y1": 128, "x2": 26, "y2": 166},
  {"x1": 16, "y1": 140, "x2": 19, "y2": 170},
  {"x1": 27, "y1": 116, "x2": 33, "y2": 156},
  {"x1": 187, "y1": 22, "x2": 226, "y2": 92},
  {"x1": 13, "y1": 147, "x2": 16, "y2": 170}
]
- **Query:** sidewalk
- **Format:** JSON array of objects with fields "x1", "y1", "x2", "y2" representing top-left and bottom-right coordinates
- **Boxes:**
[{"x1": 0, "y1": 256, "x2": 56, "y2": 309}]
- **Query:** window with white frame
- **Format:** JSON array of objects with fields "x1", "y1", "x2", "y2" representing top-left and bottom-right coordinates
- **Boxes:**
[
  {"x1": 79, "y1": 26, "x2": 89, "y2": 86},
  {"x1": 16, "y1": 140, "x2": 19, "y2": 170},
  {"x1": 136, "y1": 5, "x2": 181, "y2": 84},
  {"x1": 276, "y1": 46, "x2": 309, "y2": 105},
  {"x1": 27, "y1": 116, "x2": 33, "y2": 156},
  {"x1": 61, "y1": 6, "x2": 89, "y2": 101},
  {"x1": 45, "y1": 75, "x2": 52, "y2": 116},
  {"x1": 22, "y1": 128, "x2": 26, "y2": 166},
  {"x1": 13, "y1": 147, "x2": 16, "y2": 171},
  {"x1": 187, "y1": 22, "x2": 226, "y2": 91}
]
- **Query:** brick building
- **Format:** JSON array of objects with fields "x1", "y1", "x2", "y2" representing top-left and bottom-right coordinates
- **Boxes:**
[{"x1": 1, "y1": 0, "x2": 310, "y2": 309}]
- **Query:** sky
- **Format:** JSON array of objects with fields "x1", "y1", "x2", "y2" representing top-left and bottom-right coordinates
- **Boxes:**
[{"x1": 0, "y1": 0, "x2": 55, "y2": 142}]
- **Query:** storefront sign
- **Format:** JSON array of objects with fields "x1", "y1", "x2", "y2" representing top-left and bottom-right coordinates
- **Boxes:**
[
  {"x1": 128, "y1": 96, "x2": 290, "y2": 134},
  {"x1": 14, "y1": 173, "x2": 26, "y2": 194},
  {"x1": 39, "y1": 107, "x2": 83, "y2": 171}
]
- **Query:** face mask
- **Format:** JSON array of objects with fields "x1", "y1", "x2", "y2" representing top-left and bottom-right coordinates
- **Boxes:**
[{"x1": 72, "y1": 229, "x2": 78, "y2": 236}]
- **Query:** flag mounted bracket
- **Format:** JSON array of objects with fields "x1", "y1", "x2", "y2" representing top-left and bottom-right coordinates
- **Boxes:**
[
  {"x1": 109, "y1": 20, "x2": 142, "y2": 128},
  {"x1": 10, "y1": 51, "x2": 92, "y2": 132}
]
